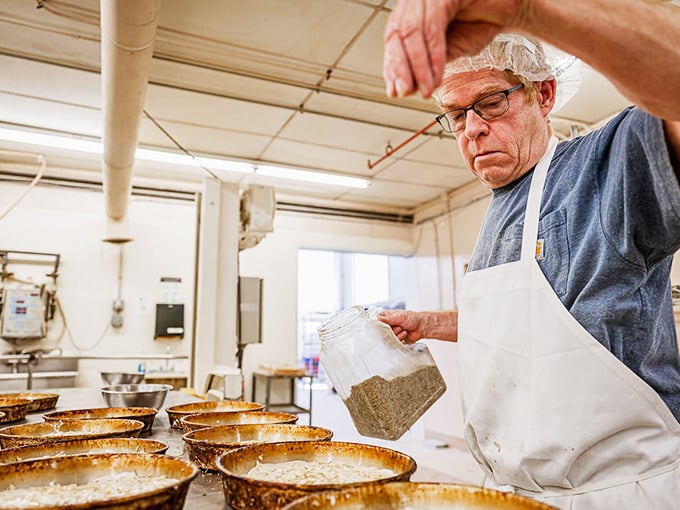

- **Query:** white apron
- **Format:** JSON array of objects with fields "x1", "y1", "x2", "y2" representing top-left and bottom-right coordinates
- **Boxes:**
[{"x1": 458, "y1": 137, "x2": 680, "y2": 509}]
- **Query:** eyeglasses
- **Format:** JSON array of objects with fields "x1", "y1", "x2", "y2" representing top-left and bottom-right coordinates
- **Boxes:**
[{"x1": 435, "y1": 83, "x2": 524, "y2": 134}]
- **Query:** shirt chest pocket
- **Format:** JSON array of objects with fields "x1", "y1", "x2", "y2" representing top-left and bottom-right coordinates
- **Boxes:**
[{"x1": 502, "y1": 208, "x2": 570, "y2": 297}]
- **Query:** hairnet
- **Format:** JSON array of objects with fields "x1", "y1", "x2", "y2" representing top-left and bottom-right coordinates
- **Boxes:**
[{"x1": 437, "y1": 34, "x2": 582, "y2": 112}]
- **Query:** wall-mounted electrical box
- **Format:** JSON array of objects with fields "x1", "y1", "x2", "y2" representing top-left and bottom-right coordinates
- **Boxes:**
[
  {"x1": 1, "y1": 287, "x2": 46, "y2": 339},
  {"x1": 238, "y1": 276, "x2": 262, "y2": 345},
  {"x1": 0, "y1": 250, "x2": 59, "y2": 345}
]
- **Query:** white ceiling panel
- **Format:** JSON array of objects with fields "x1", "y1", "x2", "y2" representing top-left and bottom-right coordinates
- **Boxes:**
[
  {"x1": 158, "y1": 0, "x2": 373, "y2": 65},
  {"x1": 374, "y1": 159, "x2": 472, "y2": 190},
  {"x1": 303, "y1": 91, "x2": 436, "y2": 133},
  {"x1": 138, "y1": 119, "x2": 273, "y2": 161},
  {"x1": 344, "y1": 179, "x2": 445, "y2": 208},
  {"x1": 336, "y1": 8, "x2": 387, "y2": 76},
  {"x1": 0, "y1": 4, "x2": 101, "y2": 67},
  {"x1": 144, "y1": 84, "x2": 293, "y2": 137},
  {"x1": 0, "y1": 0, "x2": 654, "y2": 218},
  {"x1": 399, "y1": 136, "x2": 468, "y2": 169},
  {"x1": 262, "y1": 138, "x2": 378, "y2": 177},
  {"x1": 0, "y1": 92, "x2": 101, "y2": 136},
  {"x1": 281, "y1": 111, "x2": 409, "y2": 155},
  {"x1": 149, "y1": 59, "x2": 308, "y2": 109},
  {"x1": 0, "y1": 57, "x2": 100, "y2": 108}
]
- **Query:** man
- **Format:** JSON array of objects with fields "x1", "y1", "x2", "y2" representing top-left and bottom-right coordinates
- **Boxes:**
[{"x1": 378, "y1": 1, "x2": 680, "y2": 508}]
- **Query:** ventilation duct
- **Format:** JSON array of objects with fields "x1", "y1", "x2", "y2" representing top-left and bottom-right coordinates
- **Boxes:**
[{"x1": 100, "y1": 0, "x2": 161, "y2": 220}]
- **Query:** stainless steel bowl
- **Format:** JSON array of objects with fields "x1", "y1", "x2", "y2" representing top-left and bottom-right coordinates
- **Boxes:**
[
  {"x1": 101, "y1": 371, "x2": 146, "y2": 385},
  {"x1": 281, "y1": 482, "x2": 558, "y2": 509},
  {"x1": 101, "y1": 384, "x2": 172, "y2": 410}
]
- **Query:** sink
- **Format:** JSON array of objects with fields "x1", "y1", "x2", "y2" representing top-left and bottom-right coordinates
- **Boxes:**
[{"x1": 0, "y1": 355, "x2": 79, "y2": 391}]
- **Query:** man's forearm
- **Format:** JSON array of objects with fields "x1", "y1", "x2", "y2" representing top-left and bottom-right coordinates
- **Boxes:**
[
  {"x1": 422, "y1": 310, "x2": 458, "y2": 342},
  {"x1": 515, "y1": 0, "x2": 680, "y2": 120}
]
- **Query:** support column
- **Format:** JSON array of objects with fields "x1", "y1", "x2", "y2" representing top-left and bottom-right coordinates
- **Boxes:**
[{"x1": 192, "y1": 178, "x2": 240, "y2": 391}]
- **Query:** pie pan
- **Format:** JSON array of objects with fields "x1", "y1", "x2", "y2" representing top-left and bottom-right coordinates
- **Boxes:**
[{"x1": 0, "y1": 418, "x2": 145, "y2": 448}]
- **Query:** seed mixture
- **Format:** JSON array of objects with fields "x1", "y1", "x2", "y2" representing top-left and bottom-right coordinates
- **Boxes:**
[{"x1": 342, "y1": 365, "x2": 446, "y2": 440}]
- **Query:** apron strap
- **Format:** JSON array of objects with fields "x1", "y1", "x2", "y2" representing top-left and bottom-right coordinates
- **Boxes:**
[{"x1": 520, "y1": 136, "x2": 559, "y2": 262}]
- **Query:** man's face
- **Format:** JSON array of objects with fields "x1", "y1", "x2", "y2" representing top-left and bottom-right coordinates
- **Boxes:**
[{"x1": 437, "y1": 69, "x2": 552, "y2": 189}]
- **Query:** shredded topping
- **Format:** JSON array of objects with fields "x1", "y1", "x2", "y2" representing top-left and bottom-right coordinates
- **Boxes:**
[
  {"x1": 246, "y1": 459, "x2": 396, "y2": 485},
  {"x1": 1, "y1": 472, "x2": 179, "y2": 508}
]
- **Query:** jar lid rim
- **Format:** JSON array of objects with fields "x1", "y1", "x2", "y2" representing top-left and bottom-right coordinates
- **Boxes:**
[{"x1": 317, "y1": 306, "x2": 366, "y2": 339}]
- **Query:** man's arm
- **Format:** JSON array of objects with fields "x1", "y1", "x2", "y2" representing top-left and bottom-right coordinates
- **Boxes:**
[
  {"x1": 518, "y1": 0, "x2": 680, "y2": 122},
  {"x1": 383, "y1": 0, "x2": 680, "y2": 168},
  {"x1": 384, "y1": 0, "x2": 680, "y2": 117},
  {"x1": 378, "y1": 310, "x2": 458, "y2": 343}
]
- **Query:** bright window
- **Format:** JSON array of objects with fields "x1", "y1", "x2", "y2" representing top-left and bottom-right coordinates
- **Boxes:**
[{"x1": 297, "y1": 248, "x2": 410, "y2": 381}]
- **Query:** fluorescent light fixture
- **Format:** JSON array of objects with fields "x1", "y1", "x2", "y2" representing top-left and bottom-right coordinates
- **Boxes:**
[
  {"x1": 0, "y1": 127, "x2": 102, "y2": 154},
  {"x1": 0, "y1": 127, "x2": 371, "y2": 188},
  {"x1": 256, "y1": 165, "x2": 370, "y2": 189},
  {"x1": 195, "y1": 156, "x2": 252, "y2": 174},
  {"x1": 135, "y1": 148, "x2": 253, "y2": 174},
  {"x1": 134, "y1": 147, "x2": 195, "y2": 166}
]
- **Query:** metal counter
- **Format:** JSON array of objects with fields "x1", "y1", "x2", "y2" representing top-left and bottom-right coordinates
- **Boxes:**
[
  {"x1": 7, "y1": 387, "x2": 458, "y2": 509},
  {"x1": 18, "y1": 387, "x2": 228, "y2": 509}
]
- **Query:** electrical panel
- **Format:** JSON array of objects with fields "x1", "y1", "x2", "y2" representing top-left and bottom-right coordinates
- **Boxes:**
[
  {"x1": 1, "y1": 286, "x2": 46, "y2": 339},
  {"x1": 238, "y1": 277, "x2": 262, "y2": 345}
]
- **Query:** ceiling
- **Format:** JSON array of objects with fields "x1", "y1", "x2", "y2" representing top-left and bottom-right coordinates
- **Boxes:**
[{"x1": 0, "y1": 0, "x2": 675, "y2": 218}]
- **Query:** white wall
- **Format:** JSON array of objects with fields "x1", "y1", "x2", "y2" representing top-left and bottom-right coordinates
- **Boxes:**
[
  {"x1": 237, "y1": 212, "x2": 414, "y2": 400},
  {"x1": 0, "y1": 181, "x2": 196, "y2": 387}
]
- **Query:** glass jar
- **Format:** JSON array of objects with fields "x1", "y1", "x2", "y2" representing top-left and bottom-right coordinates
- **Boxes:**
[{"x1": 318, "y1": 306, "x2": 446, "y2": 440}]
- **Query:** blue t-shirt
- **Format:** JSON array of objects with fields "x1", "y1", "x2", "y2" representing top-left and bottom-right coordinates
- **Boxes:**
[{"x1": 468, "y1": 106, "x2": 680, "y2": 421}]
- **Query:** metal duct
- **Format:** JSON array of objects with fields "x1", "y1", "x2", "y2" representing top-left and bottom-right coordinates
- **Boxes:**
[{"x1": 100, "y1": 0, "x2": 161, "y2": 220}]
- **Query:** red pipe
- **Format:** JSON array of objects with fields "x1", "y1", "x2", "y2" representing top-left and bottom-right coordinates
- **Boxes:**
[{"x1": 367, "y1": 119, "x2": 438, "y2": 170}]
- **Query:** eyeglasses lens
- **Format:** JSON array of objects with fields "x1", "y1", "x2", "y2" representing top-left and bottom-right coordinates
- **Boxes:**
[{"x1": 436, "y1": 84, "x2": 523, "y2": 134}]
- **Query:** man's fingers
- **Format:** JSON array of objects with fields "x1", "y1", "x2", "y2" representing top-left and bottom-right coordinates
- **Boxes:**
[
  {"x1": 395, "y1": 0, "x2": 435, "y2": 98},
  {"x1": 383, "y1": 0, "x2": 455, "y2": 99},
  {"x1": 383, "y1": 32, "x2": 415, "y2": 98}
]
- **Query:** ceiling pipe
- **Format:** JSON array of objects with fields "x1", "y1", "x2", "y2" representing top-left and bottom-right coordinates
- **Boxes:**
[
  {"x1": 100, "y1": 0, "x2": 161, "y2": 220},
  {"x1": 367, "y1": 119, "x2": 438, "y2": 170}
]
